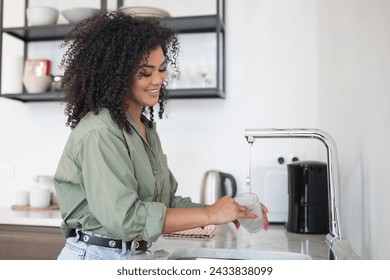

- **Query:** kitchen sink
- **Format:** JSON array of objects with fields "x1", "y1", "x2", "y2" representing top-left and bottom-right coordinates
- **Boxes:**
[{"x1": 168, "y1": 248, "x2": 311, "y2": 260}]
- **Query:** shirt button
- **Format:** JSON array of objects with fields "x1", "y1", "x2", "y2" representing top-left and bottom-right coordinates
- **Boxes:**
[{"x1": 153, "y1": 170, "x2": 158, "y2": 175}]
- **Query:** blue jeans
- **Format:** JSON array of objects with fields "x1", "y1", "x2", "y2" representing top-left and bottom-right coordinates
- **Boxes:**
[{"x1": 57, "y1": 230, "x2": 136, "y2": 260}]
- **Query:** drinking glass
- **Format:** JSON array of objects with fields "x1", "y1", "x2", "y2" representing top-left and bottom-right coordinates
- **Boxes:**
[{"x1": 234, "y1": 192, "x2": 264, "y2": 233}]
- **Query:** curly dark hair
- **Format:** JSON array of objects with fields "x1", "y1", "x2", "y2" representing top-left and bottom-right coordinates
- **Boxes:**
[{"x1": 60, "y1": 10, "x2": 180, "y2": 133}]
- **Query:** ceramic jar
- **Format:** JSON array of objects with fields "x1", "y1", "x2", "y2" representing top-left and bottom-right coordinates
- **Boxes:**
[{"x1": 29, "y1": 175, "x2": 55, "y2": 208}]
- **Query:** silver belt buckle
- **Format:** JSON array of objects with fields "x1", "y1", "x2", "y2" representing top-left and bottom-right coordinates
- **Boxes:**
[
  {"x1": 108, "y1": 240, "x2": 116, "y2": 248},
  {"x1": 130, "y1": 240, "x2": 152, "y2": 254}
]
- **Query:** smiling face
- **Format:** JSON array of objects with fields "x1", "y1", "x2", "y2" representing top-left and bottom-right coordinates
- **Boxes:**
[{"x1": 128, "y1": 45, "x2": 167, "y2": 110}]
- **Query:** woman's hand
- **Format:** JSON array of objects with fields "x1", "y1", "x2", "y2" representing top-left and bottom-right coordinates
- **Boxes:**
[
  {"x1": 164, "y1": 196, "x2": 260, "y2": 234},
  {"x1": 233, "y1": 202, "x2": 270, "y2": 231},
  {"x1": 261, "y1": 202, "x2": 269, "y2": 231},
  {"x1": 204, "y1": 195, "x2": 257, "y2": 225}
]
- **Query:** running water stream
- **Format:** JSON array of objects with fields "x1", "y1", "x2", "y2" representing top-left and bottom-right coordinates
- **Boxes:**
[
  {"x1": 248, "y1": 141, "x2": 254, "y2": 206},
  {"x1": 247, "y1": 141, "x2": 254, "y2": 247}
]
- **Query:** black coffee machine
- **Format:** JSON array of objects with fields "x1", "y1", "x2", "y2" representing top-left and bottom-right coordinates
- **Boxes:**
[{"x1": 286, "y1": 161, "x2": 329, "y2": 234}]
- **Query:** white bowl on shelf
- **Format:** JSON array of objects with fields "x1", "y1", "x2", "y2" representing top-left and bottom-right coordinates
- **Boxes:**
[
  {"x1": 22, "y1": 75, "x2": 52, "y2": 93},
  {"x1": 62, "y1": 7, "x2": 100, "y2": 24},
  {"x1": 119, "y1": 6, "x2": 171, "y2": 18},
  {"x1": 26, "y1": 6, "x2": 59, "y2": 26}
]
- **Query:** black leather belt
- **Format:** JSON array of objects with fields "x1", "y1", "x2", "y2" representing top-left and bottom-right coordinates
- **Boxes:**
[{"x1": 75, "y1": 231, "x2": 150, "y2": 251}]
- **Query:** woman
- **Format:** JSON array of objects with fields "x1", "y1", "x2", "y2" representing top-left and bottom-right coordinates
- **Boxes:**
[{"x1": 54, "y1": 11, "x2": 268, "y2": 260}]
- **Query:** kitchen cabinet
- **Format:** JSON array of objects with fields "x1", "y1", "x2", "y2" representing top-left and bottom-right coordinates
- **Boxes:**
[
  {"x1": 0, "y1": 224, "x2": 65, "y2": 260},
  {"x1": 0, "y1": 0, "x2": 225, "y2": 102}
]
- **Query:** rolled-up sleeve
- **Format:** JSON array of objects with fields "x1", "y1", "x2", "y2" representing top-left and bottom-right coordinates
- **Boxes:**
[{"x1": 170, "y1": 196, "x2": 204, "y2": 208}]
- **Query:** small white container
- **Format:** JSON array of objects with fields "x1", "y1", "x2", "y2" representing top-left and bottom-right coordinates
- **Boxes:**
[
  {"x1": 29, "y1": 175, "x2": 54, "y2": 208},
  {"x1": 23, "y1": 75, "x2": 52, "y2": 93},
  {"x1": 15, "y1": 191, "x2": 30, "y2": 206},
  {"x1": 29, "y1": 187, "x2": 51, "y2": 208}
]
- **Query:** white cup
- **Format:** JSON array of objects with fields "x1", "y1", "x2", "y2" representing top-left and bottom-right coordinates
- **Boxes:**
[
  {"x1": 234, "y1": 192, "x2": 264, "y2": 233},
  {"x1": 15, "y1": 191, "x2": 30, "y2": 206}
]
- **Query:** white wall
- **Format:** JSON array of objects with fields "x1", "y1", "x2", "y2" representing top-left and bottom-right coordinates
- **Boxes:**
[
  {"x1": 0, "y1": 0, "x2": 389, "y2": 259},
  {"x1": 317, "y1": 0, "x2": 390, "y2": 259}
]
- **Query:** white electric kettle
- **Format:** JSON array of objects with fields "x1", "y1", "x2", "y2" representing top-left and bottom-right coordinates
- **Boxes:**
[{"x1": 201, "y1": 170, "x2": 237, "y2": 204}]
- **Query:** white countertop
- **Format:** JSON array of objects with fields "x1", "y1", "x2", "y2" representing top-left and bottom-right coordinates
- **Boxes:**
[
  {"x1": 0, "y1": 207, "x2": 329, "y2": 259},
  {"x1": 153, "y1": 223, "x2": 330, "y2": 260},
  {"x1": 0, "y1": 207, "x2": 62, "y2": 227},
  {"x1": 0, "y1": 207, "x2": 361, "y2": 260}
]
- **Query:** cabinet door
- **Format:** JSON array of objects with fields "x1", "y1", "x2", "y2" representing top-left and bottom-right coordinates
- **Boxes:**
[{"x1": 0, "y1": 225, "x2": 66, "y2": 260}]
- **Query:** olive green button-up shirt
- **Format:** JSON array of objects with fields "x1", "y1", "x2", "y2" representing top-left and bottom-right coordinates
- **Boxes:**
[{"x1": 54, "y1": 108, "x2": 202, "y2": 242}]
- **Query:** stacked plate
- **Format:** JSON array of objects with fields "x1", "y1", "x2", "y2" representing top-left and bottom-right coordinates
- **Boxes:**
[{"x1": 119, "y1": 6, "x2": 171, "y2": 18}]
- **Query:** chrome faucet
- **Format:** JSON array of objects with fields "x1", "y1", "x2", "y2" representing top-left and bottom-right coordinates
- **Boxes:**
[{"x1": 245, "y1": 128, "x2": 353, "y2": 260}]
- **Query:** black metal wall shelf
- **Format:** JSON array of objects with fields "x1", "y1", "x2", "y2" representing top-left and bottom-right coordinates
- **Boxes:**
[
  {"x1": 2, "y1": 24, "x2": 75, "y2": 42},
  {"x1": 2, "y1": 92, "x2": 64, "y2": 102},
  {"x1": 2, "y1": 87, "x2": 224, "y2": 102},
  {"x1": 3, "y1": 15, "x2": 224, "y2": 42},
  {"x1": 0, "y1": 0, "x2": 225, "y2": 102}
]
